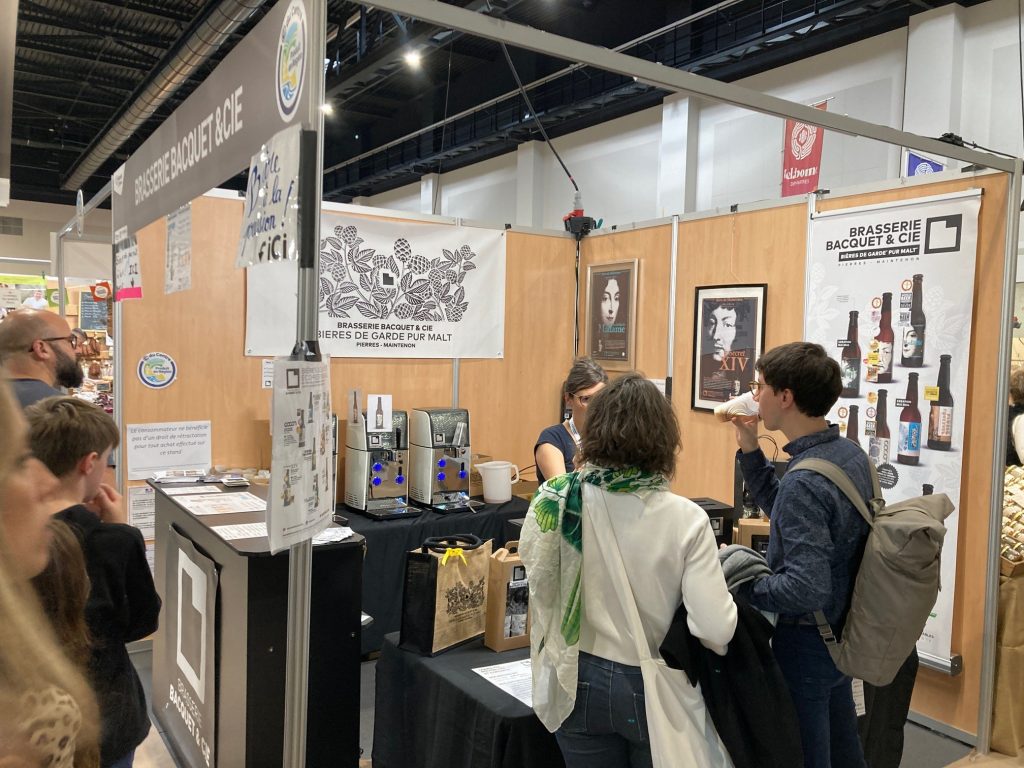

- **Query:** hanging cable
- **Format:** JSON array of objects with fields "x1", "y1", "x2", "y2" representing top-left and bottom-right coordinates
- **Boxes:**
[{"x1": 432, "y1": 41, "x2": 456, "y2": 215}]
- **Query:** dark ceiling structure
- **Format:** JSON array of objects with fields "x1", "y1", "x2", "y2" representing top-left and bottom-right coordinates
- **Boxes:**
[{"x1": 9, "y1": 0, "x2": 975, "y2": 208}]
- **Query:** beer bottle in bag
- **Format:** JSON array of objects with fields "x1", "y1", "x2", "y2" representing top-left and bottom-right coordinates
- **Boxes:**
[
  {"x1": 897, "y1": 372, "x2": 922, "y2": 465},
  {"x1": 840, "y1": 311, "x2": 861, "y2": 397}
]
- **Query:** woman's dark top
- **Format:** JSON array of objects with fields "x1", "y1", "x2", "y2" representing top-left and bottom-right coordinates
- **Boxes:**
[
  {"x1": 534, "y1": 423, "x2": 576, "y2": 482},
  {"x1": 1008, "y1": 403, "x2": 1024, "y2": 466}
]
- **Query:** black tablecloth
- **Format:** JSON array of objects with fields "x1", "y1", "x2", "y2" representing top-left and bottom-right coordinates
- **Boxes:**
[
  {"x1": 372, "y1": 633, "x2": 564, "y2": 768},
  {"x1": 347, "y1": 497, "x2": 530, "y2": 654}
]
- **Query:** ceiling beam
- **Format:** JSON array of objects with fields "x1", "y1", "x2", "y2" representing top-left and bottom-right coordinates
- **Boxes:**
[
  {"x1": 17, "y1": 6, "x2": 176, "y2": 49},
  {"x1": 15, "y1": 39, "x2": 156, "y2": 71},
  {"x1": 78, "y1": 0, "x2": 194, "y2": 25}
]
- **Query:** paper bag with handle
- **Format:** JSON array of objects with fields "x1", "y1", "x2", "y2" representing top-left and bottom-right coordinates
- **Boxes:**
[
  {"x1": 400, "y1": 534, "x2": 492, "y2": 656},
  {"x1": 484, "y1": 540, "x2": 530, "y2": 651}
]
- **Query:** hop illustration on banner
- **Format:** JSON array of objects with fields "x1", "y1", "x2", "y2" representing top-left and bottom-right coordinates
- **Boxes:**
[{"x1": 319, "y1": 224, "x2": 475, "y2": 322}]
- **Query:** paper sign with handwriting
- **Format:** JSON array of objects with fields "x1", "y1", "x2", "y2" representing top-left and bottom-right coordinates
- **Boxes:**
[{"x1": 126, "y1": 421, "x2": 211, "y2": 480}]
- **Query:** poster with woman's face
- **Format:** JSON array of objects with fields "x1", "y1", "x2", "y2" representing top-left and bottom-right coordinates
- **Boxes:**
[
  {"x1": 588, "y1": 263, "x2": 635, "y2": 368},
  {"x1": 692, "y1": 285, "x2": 766, "y2": 410}
]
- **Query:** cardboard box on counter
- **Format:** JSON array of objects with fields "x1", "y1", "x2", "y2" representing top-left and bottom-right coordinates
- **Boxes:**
[
  {"x1": 512, "y1": 479, "x2": 539, "y2": 501},
  {"x1": 737, "y1": 517, "x2": 770, "y2": 555}
]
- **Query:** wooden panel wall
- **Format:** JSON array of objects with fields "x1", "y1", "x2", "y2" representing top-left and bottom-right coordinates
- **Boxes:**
[
  {"x1": 578, "y1": 226, "x2": 673, "y2": 379},
  {"x1": 576, "y1": 175, "x2": 1006, "y2": 738},
  {"x1": 122, "y1": 196, "x2": 575, "y2": 483},
  {"x1": 459, "y1": 231, "x2": 576, "y2": 470}
]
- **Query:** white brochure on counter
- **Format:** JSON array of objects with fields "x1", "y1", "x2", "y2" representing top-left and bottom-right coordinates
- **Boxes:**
[
  {"x1": 175, "y1": 492, "x2": 266, "y2": 516},
  {"x1": 267, "y1": 359, "x2": 334, "y2": 553},
  {"x1": 472, "y1": 659, "x2": 533, "y2": 707}
]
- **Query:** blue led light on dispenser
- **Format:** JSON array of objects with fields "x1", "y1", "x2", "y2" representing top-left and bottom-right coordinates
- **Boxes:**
[
  {"x1": 437, "y1": 472, "x2": 446, "y2": 482},
  {"x1": 395, "y1": 474, "x2": 405, "y2": 485},
  {"x1": 372, "y1": 462, "x2": 383, "y2": 472},
  {"x1": 437, "y1": 458, "x2": 447, "y2": 468},
  {"x1": 458, "y1": 470, "x2": 467, "y2": 479},
  {"x1": 372, "y1": 476, "x2": 382, "y2": 487}
]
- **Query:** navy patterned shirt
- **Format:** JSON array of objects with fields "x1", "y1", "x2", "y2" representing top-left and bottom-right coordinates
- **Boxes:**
[{"x1": 737, "y1": 425, "x2": 871, "y2": 627}]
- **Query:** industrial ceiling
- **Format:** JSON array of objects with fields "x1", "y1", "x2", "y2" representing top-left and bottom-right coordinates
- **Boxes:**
[{"x1": 8, "y1": 0, "x2": 970, "y2": 208}]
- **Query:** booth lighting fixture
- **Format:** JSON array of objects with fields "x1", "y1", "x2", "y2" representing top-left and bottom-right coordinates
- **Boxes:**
[
  {"x1": 320, "y1": 102, "x2": 335, "y2": 116},
  {"x1": 404, "y1": 50, "x2": 422, "y2": 68}
]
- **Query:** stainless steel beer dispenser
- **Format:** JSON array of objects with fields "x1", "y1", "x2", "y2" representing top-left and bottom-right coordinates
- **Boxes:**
[
  {"x1": 409, "y1": 408, "x2": 471, "y2": 512},
  {"x1": 344, "y1": 410, "x2": 419, "y2": 520}
]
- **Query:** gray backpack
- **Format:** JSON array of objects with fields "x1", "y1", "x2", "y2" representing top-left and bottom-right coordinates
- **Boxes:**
[{"x1": 793, "y1": 458, "x2": 953, "y2": 686}]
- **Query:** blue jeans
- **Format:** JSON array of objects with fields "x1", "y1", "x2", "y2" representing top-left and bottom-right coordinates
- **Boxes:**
[
  {"x1": 773, "y1": 624, "x2": 867, "y2": 768},
  {"x1": 555, "y1": 652, "x2": 653, "y2": 768},
  {"x1": 106, "y1": 750, "x2": 135, "y2": 768}
]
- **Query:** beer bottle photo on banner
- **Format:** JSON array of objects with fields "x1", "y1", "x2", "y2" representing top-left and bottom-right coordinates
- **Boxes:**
[
  {"x1": 869, "y1": 388, "x2": 891, "y2": 467},
  {"x1": 897, "y1": 372, "x2": 922, "y2": 465},
  {"x1": 870, "y1": 292, "x2": 894, "y2": 384},
  {"x1": 928, "y1": 354, "x2": 954, "y2": 451},
  {"x1": 846, "y1": 404, "x2": 860, "y2": 446},
  {"x1": 901, "y1": 273, "x2": 926, "y2": 367},
  {"x1": 840, "y1": 310, "x2": 861, "y2": 397}
]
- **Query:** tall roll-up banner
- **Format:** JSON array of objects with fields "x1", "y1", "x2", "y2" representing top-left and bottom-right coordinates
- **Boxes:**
[{"x1": 804, "y1": 189, "x2": 981, "y2": 665}]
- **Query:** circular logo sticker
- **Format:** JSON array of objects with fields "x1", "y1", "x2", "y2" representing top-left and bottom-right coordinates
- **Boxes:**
[
  {"x1": 276, "y1": 0, "x2": 307, "y2": 122},
  {"x1": 138, "y1": 352, "x2": 177, "y2": 389},
  {"x1": 92, "y1": 283, "x2": 110, "y2": 300},
  {"x1": 913, "y1": 162, "x2": 934, "y2": 176},
  {"x1": 790, "y1": 122, "x2": 818, "y2": 161}
]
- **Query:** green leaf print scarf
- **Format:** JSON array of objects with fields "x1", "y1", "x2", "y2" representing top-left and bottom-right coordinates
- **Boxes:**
[{"x1": 520, "y1": 465, "x2": 668, "y2": 732}]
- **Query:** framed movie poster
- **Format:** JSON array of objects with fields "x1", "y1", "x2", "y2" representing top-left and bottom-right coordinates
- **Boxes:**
[
  {"x1": 692, "y1": 284, "x2": 767, "y2": 411},
  {"x1": 586, "y1": 260, "x2": 638, "y2": 371}
]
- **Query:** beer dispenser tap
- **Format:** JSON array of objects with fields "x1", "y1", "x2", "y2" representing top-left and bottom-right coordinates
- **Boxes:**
[{"x1": 409, "y1": 408, "x2": 472, "y2": 512}]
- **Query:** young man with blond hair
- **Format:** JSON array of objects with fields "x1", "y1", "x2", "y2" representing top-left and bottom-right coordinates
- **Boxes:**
[{"x1": 26, "y1": 396, "x2": 160, "y2": 768}]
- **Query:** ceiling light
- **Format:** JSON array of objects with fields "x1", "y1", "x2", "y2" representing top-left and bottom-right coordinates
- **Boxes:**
[
  {"x1": 404, "y1": 50, "x2": 422, "y2": 68},
  {"x1": 320, "y1": 102, "x2": 335, "y2": 115}
]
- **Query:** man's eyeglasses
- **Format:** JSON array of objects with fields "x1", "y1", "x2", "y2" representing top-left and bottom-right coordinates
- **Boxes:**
[
  {"x1": 748, "y1": 381, "x2": 763, "y2": 394},
  {"x1": 30, "y1": 335, "x2": 79, "y2": 352},
  {"x1": 572, "y1": 393, "x2": 596, "y2": 406}
]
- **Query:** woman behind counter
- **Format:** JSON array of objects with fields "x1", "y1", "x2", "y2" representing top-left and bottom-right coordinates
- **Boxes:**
[
  {"x1": 521, "y1": 373, "x2": 738, "y2": 768},
  {"x1": 534, "y1": 357, "x2": 608, "y2": 482}
]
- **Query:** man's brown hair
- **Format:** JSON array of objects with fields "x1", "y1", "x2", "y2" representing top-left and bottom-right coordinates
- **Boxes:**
[
  {"x1": 25, "y1": 396, "x2": 119, "y2": 478},
  {"x1": 578, "y1": 372, "x2": 679, "y2": 477}
]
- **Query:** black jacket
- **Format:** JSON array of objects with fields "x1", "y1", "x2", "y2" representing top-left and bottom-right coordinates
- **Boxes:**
[
  {"x1": 659, "y1": 597, "x2": 803, "y2": 768},
  {"x1": 57, "y1": 505, "x2": 162, "y2": 766}
]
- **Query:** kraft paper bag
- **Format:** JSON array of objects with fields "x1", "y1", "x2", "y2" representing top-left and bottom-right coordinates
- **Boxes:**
[
  {"x1": 484, "y1": 540, "x2": 530, "y2": 652},
  {"x1": 400, "y1": 534, "x2": 491, "y2": 656},
  {"x1": 992, "y1": 575, "x2": 1024, "y2": 759}
]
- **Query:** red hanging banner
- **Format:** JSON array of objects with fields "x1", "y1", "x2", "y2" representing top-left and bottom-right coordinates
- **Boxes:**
[{"x1": 782, "y1": 101, "x2": 828, "y2": 197}]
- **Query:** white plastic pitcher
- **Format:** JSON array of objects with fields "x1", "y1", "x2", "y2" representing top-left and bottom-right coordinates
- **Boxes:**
[{"x1": 476, "y1": 460, "x2": 520, "y2": 504}]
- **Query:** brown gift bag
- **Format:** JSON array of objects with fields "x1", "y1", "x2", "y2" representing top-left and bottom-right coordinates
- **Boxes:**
[
  {"x1": 400, "y1": 534, "x2": 491, "y2": 656},
  {"x1": 484, "y1": 541, "x2": 530, "y2": 651}
]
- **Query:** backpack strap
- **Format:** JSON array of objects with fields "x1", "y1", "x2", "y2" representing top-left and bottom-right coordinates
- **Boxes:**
[{"x1": 791, "y1": 457, "x2": 877, "y2": 529}]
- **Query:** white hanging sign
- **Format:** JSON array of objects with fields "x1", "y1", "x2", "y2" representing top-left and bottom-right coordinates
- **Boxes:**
[{"x1": 235, "y1": 124, "x2": 301, "y2": 268}]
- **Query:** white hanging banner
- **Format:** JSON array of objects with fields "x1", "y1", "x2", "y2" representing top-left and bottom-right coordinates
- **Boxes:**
[
  {"x1": 804, "y1": 189, "x2": 980, "y2": 664},
  {"x1": 165, "y1": 203, "x2": 193, "y2": 294},
  {"x1": 267, "y1": 360, "x2": 333, "y2": 553},
  {"x1": 235, "y1": 124, "x2": 301, "y2": 268},
  {"x1": 114, "y1": 227, "x2": 143, "y2": 301},
  {"x1": 245, "y1": 213, "x2": 507, "y2": 358}
]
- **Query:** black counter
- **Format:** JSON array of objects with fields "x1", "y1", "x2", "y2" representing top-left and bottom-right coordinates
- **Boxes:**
[
  {"x1": 150, "y1": 483, "x2": 363, "y2": 768},
  {"x1": 373, "y1": 632, "x2": 564, "y2": 768}
]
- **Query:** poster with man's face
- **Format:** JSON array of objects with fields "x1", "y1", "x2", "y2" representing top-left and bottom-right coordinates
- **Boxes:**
[
  {"x1": 588, "y1": 262, "x2": 636, "y2": 369},
  {"x1": 692, "y1": 285, "x2": 766, "y2": 410}
]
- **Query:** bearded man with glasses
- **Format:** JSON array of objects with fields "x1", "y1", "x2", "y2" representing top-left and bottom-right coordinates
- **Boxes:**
[{"x1": 0, "y1": 309, "x2": 85, "y2": 408}]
